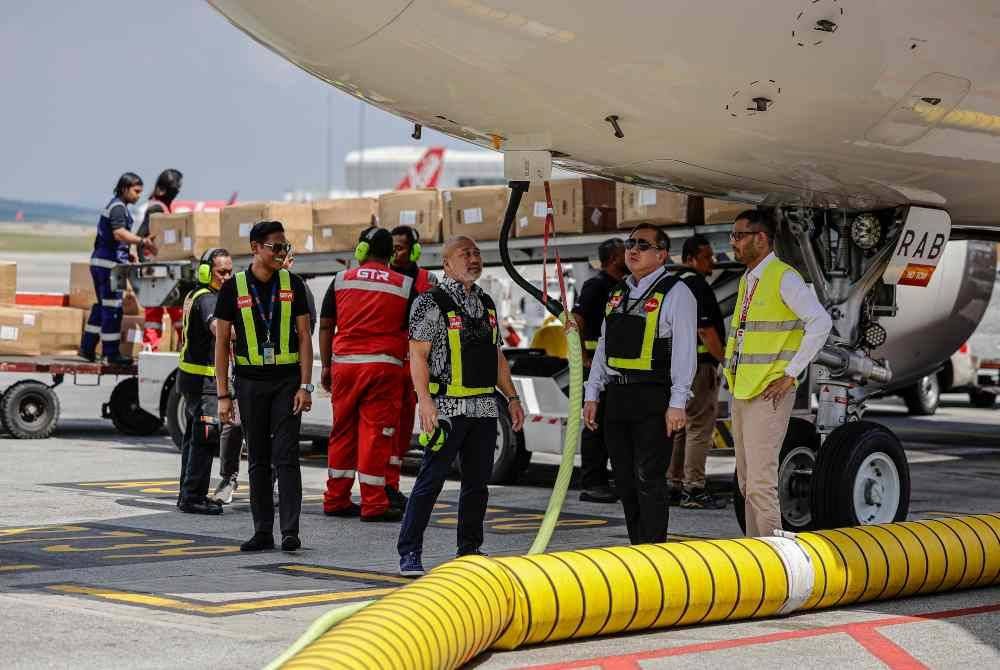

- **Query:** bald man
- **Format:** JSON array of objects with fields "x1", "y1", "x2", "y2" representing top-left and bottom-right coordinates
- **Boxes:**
[{"x1": 396, "y1": 236, "x2": 524, "y2": 576}]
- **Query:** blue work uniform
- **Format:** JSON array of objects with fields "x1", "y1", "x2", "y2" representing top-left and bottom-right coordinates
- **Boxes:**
[{"x1": 80, "y1": 197, "x2": 132, "y2": 358}]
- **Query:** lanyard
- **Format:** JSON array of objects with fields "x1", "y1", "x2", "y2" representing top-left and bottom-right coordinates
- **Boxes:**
[
  {"x1": 731, "y1": 274, "x2": 760, "y2": 373},
  {"x1": 248, "y1": 278, "x2": 277, "y2": 344},
  {"x1": 619, "y1": 270, "x2": 666, "y2": 317}
]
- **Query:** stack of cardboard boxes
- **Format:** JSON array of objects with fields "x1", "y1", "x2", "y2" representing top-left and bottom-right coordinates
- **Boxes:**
[
  {"x1": 0, "y1": 261, "x2": 89, "y2": 356},
  {"x1": 148, "y1": 211, "x2": 221, "y2": 260}
]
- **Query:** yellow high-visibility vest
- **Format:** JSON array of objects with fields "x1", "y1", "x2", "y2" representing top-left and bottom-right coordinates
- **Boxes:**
[
  {"x1": 234, "y1": 269, "x2": 299, "y2": 366},
  {"x1": 723, "y1": 259, "x2": 804, "y2": 399},
  {"x1": 178, "y1": 287, "x2": 215, "y2": 376}
]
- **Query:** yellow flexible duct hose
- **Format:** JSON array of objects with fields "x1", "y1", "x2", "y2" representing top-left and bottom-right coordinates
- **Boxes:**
[{"x1": 283, "y1": 514, "x2": 1000, "y2": 669}]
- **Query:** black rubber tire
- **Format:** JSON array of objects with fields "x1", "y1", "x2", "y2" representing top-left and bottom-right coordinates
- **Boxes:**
[
  {"x1": 109, "y1": 377, "x2": 163, "y2": 437},
  {"x1": 901, "y1": 374, "x2": 939, "y2": 415},
  {"x1": 810, "y1": 420, "x2": 910, "y2": 528},
  {"x1": 489, "y1": 402, "x2": 521, "y2": 484},
  {"x1": 969, "y1": 389, "x2": 998, "y2": 409},
  {"x1": 166, "y1": 378, "x2": 186, "y2": 451},
  {"x1": 0, "y1": 380, "x2": 60, "y2": 439},
  {"x1": 733, "y1": 417, "x2": 820, "y2": 533}
]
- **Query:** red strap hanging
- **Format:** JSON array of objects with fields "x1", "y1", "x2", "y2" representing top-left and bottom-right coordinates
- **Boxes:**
[{"x1": 542, "y1": 181, "x2": 570, "y2": 318}]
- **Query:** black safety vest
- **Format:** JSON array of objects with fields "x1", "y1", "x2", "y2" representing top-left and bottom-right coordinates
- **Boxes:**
[
  {"x1": 179, "y1": 287, "x2": 215, "y2": 376},
  {"x1": 604, "y1": 272, "x2": 680, "y2": 377},
  {"x1": 428, "y1": 288, "x2": 499, "y2": 398}
]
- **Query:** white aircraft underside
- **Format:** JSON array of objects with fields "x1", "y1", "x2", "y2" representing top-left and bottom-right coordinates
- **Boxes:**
[{"x1": 209, "y1": 0, "x2": 1000, "y2": 226}]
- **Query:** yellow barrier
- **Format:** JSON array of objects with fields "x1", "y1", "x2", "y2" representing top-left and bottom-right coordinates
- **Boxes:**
[{"x1": 283, "y1": 514, "x2": 1000, "y2": 669}]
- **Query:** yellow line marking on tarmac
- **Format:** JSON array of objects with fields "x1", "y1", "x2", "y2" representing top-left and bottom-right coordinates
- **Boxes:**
[
  {"x1": 0, "y1": 525, "x2": 90, "y2": 536},
  {"x1": 278, "y1": 565, "x2": 413, "y2": 584},
  {"x1": 0, "y1": 531, "x2": 146, "y2": 545},
  {"x1": 0, "y1": 564, "x2": 40, "y2": 572},
  {"x1": 45, "y1": 583, "x2": 397, "y2": 616},
  {"x1": 77, "y1": 481, "x2": 179, "y2": 489}
]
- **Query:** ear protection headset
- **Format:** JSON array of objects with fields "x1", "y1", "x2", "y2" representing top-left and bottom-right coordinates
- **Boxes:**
[
  {"x1": 197, "y1": 248, "x2": 221, "y2": 285},
  {"x1": 354, "y1": 226, "x2": 378, "y2": 262},
  {"x1": 407, "y1": 226, "x2": 422, "y2": 263},
  {"x1": 418, "y1": 417, "x2": 451, "y2": 452}
]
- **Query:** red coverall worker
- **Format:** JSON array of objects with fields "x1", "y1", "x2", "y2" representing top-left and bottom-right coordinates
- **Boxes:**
[
  {"x1": 387, "y1": 266, "x2": 436, "y2": 493},
  {"x1": 320, "y1": 261, "x2": 414, "y2": 518},
  {"x1": 139, "y1": 197, "x2": 183, "y2": 349}
]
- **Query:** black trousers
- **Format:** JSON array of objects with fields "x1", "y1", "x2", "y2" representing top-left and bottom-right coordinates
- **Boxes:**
[
  {"x1": 179, "y1": 392, "x2": 217, "y2": 505},
  {"x1": 580, "y1": 388, "x2": 610, "y2": 490},
  {"x1": 604, "y1": 383, "x2": 671, "y2": 545},
  {"x1": 236, "y1": 376, "x2": 302, "y2": 536},
  {"x1": 398, "y1": 416, "x2": 497, "y2": 556}
]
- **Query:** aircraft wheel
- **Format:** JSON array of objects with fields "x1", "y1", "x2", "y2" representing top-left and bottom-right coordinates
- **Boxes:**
[
  {"x1": 489, "y1": 398, "x2": 521, "y2": 484},
  {"x1": 810, "y1": 420, "x2": 910, "y2": 528},
  {"x1": 107, "y1": 377, "x2": 162, "y2": 437},
  {"x1": 733, "y1": 417, "x2": 819, "y2": 533},
  {"x1": 1, "y1": 380, "x2": 60, "y2": 439}
]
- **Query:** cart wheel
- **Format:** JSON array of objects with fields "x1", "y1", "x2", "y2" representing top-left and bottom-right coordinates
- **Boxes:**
[
  {"x1": 107, "y1": 377, "x2": 162, "y2": 436},
  {"x1": 165, "y1": 378, "x2": 186, "y2": 451},
  {"x1": 1, "y1": 380, "x2": 60, "y2": 439}
]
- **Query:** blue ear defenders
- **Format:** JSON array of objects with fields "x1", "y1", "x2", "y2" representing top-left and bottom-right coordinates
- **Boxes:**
[
  {"x1": 355, "y1": 226, "x2": 378, "y2": 262},
  {"x1": 418, "y1": 417, "x2": 451, "y2": 452},
  {"x1": 197, "y1": 248, "x2": 220, "y2": 285}
]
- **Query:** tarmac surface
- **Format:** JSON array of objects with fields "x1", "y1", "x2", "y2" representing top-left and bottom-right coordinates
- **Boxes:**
[{"x1": 0, "y1": 374, "x2": 997, "y2": 669}]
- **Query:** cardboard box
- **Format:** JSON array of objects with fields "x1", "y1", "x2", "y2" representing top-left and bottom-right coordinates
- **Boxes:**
[
  {"x1": 149, "y1": 211, "x2": 221, "y2": 260},
  {"x1": 441, "y1": 186, "x2": 510, "y2": 241},
  {"x1": 220, "y1": 202, "x2": 313, "y2": 255},
  {"x1": 120, "y1": 315, "x2": 145, "y2": 359},
  {"x1": 69, "y1": 262, "x2": 97, "y2": 310},
  {"x1": 703, "y1": 198, "x2": 751, "y2": 225},
  {"x1": 0, "y1": 306, "x2": 43, "y2": 355},
  {"x1": 311, "y1": 198, "x2": 378, "y2": 252},
  {"x1": 378, "y1": 190, "x2": 442, "y2": 243},
  {"x1": 616, "y1": 185, "x2": 688, "y2": 228},
  {"x1": 514, "y1": 178, "x2": 617, "y2": 238},
  {"x1": 37, "y1": 306, "x2": 86, "y2": 354},
  {"x1": 0, "y1": 262, "x2": 16, "y2": 304}
]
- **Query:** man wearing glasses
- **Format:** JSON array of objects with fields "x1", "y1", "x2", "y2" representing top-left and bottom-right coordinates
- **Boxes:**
[
  {"x1": 583, "y1": 223, "x2": 698, "y2": 545},
  {"x1": 726, "y1": 210, "x2": 831, "y2": 537},
  {"x1": 214, "y1": 221, "x2": 315, "y2": 552}
]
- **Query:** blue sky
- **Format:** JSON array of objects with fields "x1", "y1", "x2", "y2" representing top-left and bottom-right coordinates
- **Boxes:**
[{"x1": 0, "y1": 1, "x2": 470, "y2": 207}]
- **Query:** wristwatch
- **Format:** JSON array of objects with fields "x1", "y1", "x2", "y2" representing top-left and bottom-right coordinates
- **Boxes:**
[{"x1": 301, "y1": 383, "x2": 315, "y2": 393}]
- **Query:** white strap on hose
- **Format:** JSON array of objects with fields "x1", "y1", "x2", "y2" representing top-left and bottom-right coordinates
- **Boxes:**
[{"x1": 760, "y1": 534, "x2": 814, "y2": 615}]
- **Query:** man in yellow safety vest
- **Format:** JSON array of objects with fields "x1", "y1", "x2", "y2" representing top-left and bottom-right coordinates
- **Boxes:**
[
  {"x1": 725, "y1": 210, "x2": 832, "y2": 537},
  {"x1": 176, "y1": 247, "x2": 232, "y2": 515},
  {"x1": 214, "y1": 221, "x2": 315, "y2": 553}
]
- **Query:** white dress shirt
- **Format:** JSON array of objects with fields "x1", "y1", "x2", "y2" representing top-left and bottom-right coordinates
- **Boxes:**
[
  {"x1": 739, "y1": 252, "x2": 832, "y2": 378},
  {"x1": 585, "y1": 267, "x2": 698, "y2": 409}
]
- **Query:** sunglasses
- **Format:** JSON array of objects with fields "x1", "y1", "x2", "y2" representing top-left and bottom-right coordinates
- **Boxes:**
[
  {"x1": 624, "y1": 238, "x2": 663, "y2": 252},
  {"x1": 261, "y1": 241, "x2": 293, "y2": 254},
  {"x1": 729, "y1": 230, "x2": 761, "y2": 241}
]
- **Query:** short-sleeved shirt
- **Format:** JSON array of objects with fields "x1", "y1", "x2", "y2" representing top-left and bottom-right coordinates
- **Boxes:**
[
  {"x1": 409, "y1": 276, "x2": 502, "y2": 418},
  {"x1": 571, "y1": 270, "x2": 618, "y2": 345},
  {"x1": 679, "y1": 270, "x2": 726, "y2": 365},
  {"x1": 178, "y1": 289, "x2": 219, "y2": 395},
  {"x1": 214, "y1": 268, "x2": 311, "y2": 381}
]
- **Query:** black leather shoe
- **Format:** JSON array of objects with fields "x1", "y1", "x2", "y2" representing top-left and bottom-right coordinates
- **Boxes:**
[
  {"x1": 240, "y1": 534, "x2": 275, "y2": 552},
  {"x1": 385, "y1": 486, "x2": 408, "y2": 512},
  {"x1": 360, "y1": 507, "x2": 403, "y2": 523},
  {"x1": 104, "y1": 353, "x2": 134, "y2": 367},
  {"x1": 324, "y1": 503, "x2": 360, "y2": 517},
  {"x1": 580, "y1": 486, "x2": 618, "y2": 503},
  {"x1": 179, "y1": 499, "x2": 223, "y2": 515},
  {"x1": 78, "y1": 349, "x2": 97, "y2": 362},
  {"x1": 281, "y1": 535, "x2": 301, "y2": 551}
]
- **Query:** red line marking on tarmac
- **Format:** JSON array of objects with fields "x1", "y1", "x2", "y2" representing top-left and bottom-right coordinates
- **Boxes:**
[
  {"x1": 521, "y1": 602, "x2": 1000, "y2": 669},
  {"x1": 847, "y1": 626, "x2": 928, "y2": 670}
]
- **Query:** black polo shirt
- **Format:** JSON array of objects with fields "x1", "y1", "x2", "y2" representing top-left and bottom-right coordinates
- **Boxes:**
[
  {"x1": 214, "y1": 268, "x2": 310, "y2": 381},
  {"x1": 572, "y1": 270, "x2": 619, "y2": 346},
  {"x1": 678, "y1": 270, "x2": 726, "y2": 365}
]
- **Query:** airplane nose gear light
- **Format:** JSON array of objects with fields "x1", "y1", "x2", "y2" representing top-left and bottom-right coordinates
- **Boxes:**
[
  {"x1": 862, "y1": 322, "x2": 888, "y2": 349},
  {"x1": 851, "y1": 213, "x2": 882, "y2": 251}
]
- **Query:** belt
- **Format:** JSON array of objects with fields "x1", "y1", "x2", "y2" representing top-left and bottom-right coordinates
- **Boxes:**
[{"x1": 607, "y1": 372, "x2": 665, "y2": 386}]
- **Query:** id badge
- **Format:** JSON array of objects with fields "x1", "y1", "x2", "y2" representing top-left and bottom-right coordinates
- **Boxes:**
[{"x1": 262, "y1": 344, "x2": 276, "y2": 365}]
